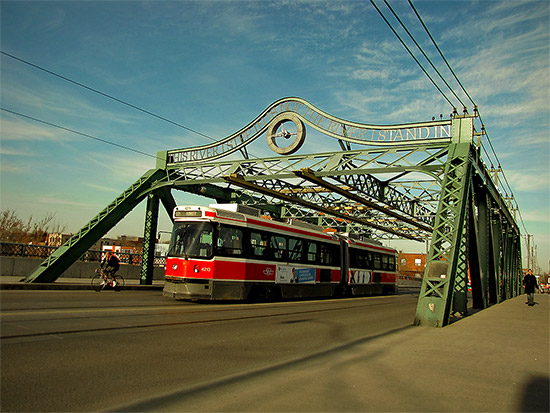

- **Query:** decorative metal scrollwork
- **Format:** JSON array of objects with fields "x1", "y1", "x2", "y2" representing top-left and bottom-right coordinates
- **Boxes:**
[{"x1": 166, "y1": 97, "x2": 453, "y2": 166}]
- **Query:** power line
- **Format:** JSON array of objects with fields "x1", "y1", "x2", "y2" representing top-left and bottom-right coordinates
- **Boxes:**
[
  {"x1": 404, "y1": 0, "x2": 513, "y2": 197},
  {"x1": 408, "y1": 0, "x2": 476, "y2": 108},
  {"x1": 372, "y1": 1, "x2": 527, "y2": 238},
  {"x1": 1, "y1": 50, "x2": 217, "y2": 143},
  {"x1": 1, "y1": 107, "x2": 162, "y2": 160},
  {"x1": 404, "y1": 0, "x2": 527, "y2": 231},
  {"x1": 369, "y1": 1, "x2": 455, "y2": 109},
  {"x1": 383, "y1": 0, "x2": 467, "y2": 109}
]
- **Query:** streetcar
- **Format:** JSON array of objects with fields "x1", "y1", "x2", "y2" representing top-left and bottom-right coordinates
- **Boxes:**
[{"x1": 163, "y1": 204, "x2": 398, "y2": 301}]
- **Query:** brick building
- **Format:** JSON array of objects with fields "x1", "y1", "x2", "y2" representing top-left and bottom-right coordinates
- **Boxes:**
[{"x1": 398, "y1": 252, "x2": 426, "y2": 280}]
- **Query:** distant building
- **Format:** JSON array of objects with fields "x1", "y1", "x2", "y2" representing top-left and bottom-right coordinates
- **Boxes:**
[
  {"x1": 46, "y1": 233, "x2": 73, "y2": 247},
  {"x1": 91, "y1": 235, "x2": 145, "y2": 253},
  {"x1": 398, "y1": 252, "x2": 426, "y2": 279}
]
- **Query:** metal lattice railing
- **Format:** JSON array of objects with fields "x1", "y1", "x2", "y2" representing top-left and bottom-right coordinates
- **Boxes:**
[{"x1": 0, "y1": 242, "x2": 166, "y2": 267}]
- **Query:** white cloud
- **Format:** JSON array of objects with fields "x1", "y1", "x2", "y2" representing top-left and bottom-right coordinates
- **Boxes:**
[
  {"x1": 0, "y1": 118, "x2": 73, "y2": 142},
  {"x1": 521, "y1": 209, "x2": 550, "y2": 224},
  {"x1": 86, "y1": 183, "x2": 122, "y2": 194},
  {"x1": 0, "y1": 162, "x2": 28, "y2": 173},
  {"x1": 0, "y1": 146, "x2": 31, "y2": 156},
  {"x1": 505, "y1": 170, "x2": 550, "y2": 192},
  {"x1": 35, "y1": 195, "x2": 97, "y2": 209},
  {"x1": 1, "y1": 69, "x2": 140, "y2": 127}
]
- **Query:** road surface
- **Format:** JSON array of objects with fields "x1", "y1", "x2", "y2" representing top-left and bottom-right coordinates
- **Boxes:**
[{"x1": 1, "y1": 290, "x2": 418, "y2": 411}]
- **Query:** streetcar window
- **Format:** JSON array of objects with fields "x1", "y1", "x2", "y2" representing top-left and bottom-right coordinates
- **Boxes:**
[
  {"x1": 269, "y1": 235, "x2": 287, "y2": 260},
  {"x1": 382, "y1": 255, "x2": 389, "y2": 270},
  {"x1": 306, "y1": 242, "x2": 317, "y2": 263},
  {"x1": 169, "y1": 222, "x2": 213, "y2": 258},
  {"x1": 351, "y1": 249, "x2": 373, "y2": 269},
  {"x1": 216, "y1": 226, "x2": 243, "y2": 256},
  {"x1": 373, "y1": 253, "x2": 381, "y2": 270},
  {"x1": 388, "y1": 255, "x2": 396, "y2": 271},
  {"x1": 250, "y1": 231, "x2": 268, "y2": 258},
  {"x1": 350, "y1": 249, "x2": 364, "y2": 268},
  {"x1": 358, "y1": 251, "x2": 366, "y2": 268},
  {"x1": 320, "y1": 243, "x2": 337, "y2": 266},
  {"x1": 350, "y1": 249, "x2": 358, "y2": 268},
  {"x1": 366, "y1": 252, "x2": 373, "y2": 268},
  {"x1": 288, "y1": 238, "x2": 303, "y2": 262}
]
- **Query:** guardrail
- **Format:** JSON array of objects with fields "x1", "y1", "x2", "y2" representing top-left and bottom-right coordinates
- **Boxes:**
[{"x1": 0, "y1": 242, "x2": 166, "y2": 267}]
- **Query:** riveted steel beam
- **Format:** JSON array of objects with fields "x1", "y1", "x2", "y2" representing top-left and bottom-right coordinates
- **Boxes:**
[
  {"x1": 223, "y1": 173, "x2": 422, "y2": 241},
  {"x1": 294, "y1": 168, "x2": 433, "y2": 232}
]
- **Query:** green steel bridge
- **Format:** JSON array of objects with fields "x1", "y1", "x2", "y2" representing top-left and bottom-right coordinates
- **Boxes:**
[{"x1": 23, "y1": 97, "x2": 522, "y2": 327}]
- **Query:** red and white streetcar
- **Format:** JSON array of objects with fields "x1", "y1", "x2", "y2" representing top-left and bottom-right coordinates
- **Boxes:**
[{"x1": 163, "y1": 204, "x2": 398, "y2": 301}]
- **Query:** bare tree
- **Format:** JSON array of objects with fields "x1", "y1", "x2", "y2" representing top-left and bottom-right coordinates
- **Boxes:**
[{"x1": 0, "y1": 209, "x2": 67, "y2": 244}]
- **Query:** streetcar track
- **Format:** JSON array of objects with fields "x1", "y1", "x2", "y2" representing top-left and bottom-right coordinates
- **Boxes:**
[
  {"x1": 1, "y1": 300, "x2": 397, "y2": 340},
  {"x1": 0, "y1": 294, "x2": 391, "y2": 316}
]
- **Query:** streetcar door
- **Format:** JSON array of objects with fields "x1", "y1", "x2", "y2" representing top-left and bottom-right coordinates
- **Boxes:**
[{"x1": 340, "y1": 239, "x2": 349, "y2": 286}]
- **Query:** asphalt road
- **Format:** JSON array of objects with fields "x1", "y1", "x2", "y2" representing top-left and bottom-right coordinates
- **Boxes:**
[{"x1": 1, "y1": 290, "x2": 419, "y2": 412}]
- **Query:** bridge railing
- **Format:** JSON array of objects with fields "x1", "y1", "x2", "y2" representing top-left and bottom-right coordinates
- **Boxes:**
[{"x1": 0, "y1": 242, "x2": 167, "y2": 267}]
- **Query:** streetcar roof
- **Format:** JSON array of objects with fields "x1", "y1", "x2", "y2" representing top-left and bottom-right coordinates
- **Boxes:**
[{"x1": 172, "y1": 205, "x2": 396, "y2": 254}]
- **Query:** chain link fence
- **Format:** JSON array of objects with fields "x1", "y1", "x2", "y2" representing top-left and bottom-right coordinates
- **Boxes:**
[{"x1": 0, "y1": 242, "x2": 167, "y2": 267}]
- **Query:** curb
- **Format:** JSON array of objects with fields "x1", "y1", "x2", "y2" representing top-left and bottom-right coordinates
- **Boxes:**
[{"x1": 0, "y1": 283, "x2": 164, "y2": 291}]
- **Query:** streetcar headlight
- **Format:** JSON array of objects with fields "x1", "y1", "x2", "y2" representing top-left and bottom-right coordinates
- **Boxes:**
[{"x1": 172, "y1": 263, "x2": 178, "y2": 271}]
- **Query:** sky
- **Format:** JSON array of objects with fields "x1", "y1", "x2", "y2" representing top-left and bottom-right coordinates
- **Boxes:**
[{"x1": 1, "y1": 0, "x2": 549, "y2": 272}]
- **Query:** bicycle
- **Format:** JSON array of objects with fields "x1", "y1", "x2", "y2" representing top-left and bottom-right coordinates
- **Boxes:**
[{"x1": 91, "y1": 268, "x2": 125, "y2": 292}]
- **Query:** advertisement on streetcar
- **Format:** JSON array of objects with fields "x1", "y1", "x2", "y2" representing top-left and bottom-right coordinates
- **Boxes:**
[{"x1": 276, "y1": 265, "x2": 316, "y2": 284}]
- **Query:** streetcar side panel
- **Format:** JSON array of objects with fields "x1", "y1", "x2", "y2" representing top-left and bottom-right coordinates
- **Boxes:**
[
  {"x1": 163, "y1": 205, "x2": 398, "y2": 301},
  {"x1": 346, "y1": 242, "x2": 398, "y2": 296}
]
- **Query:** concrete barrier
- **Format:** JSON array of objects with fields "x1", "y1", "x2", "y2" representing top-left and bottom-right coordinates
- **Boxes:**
[{"x1": 0, "y1": 256, "x2": 165, "y2": 280}]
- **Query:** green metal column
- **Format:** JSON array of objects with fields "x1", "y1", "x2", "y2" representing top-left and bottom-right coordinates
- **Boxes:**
[
  {"x1": 414, "y1": 142, "x2": 473, "y2": 327},
  {"x1": 140, "y1": 192, "x2": 160, "y2": 285},
  {"x1": 490, "y1": 215, "x2": 503, "y2": 303},
  {"x1": 505, "y1": 230, "x2": 519, "y2": 298},
  {"x1": 502, "y1": 227, "x2": 512, "y2": 300},
  {"x1": 476, "y1": 187, "x2": 491, "y2": 308},
  {"x1": 468, "y1": 186, "x2": 483, "y2": 309},
  {"x1": 453, "y1": 206, "x2": 470, "y2": 316}
]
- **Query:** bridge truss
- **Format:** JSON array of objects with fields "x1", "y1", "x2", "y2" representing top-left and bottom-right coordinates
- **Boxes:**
[{"x1": 24, "y1": 97, "x2": 522, "y2": 327}]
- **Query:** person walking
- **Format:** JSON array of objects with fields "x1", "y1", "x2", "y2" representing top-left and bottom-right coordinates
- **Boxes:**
[{"x1": 523, "y1": 269, "x2": 539, "y2": 306}]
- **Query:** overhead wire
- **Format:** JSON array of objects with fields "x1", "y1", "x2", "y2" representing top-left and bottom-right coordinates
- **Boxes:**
[
  {"x1": 382, "y1": 0, "x2": 467, "y2": 109},
  {"x1": 385, "y1": 0, "x2": 525, "y2": 233},
  {"x1": 1, "y1": 50, "x2": 260, "y2": 161},
  {"x1": 408, "y1": 0, "x2": 476, "y2": 108},
  {"x1": 1, "y1": 107, "x2": 162, "y2": 161},
  {"x1": 407, "y1": 0, "x2": 518, "y2": 213},
  {"x1": 369, "y1": 0, "x2": 455, "y2": 109},
  {"x1": 1, "y1": 50, "x2": 217, "y2": 143},
  {"x1": 373, "y1": 1, "x2": 527, "y2": 234}
]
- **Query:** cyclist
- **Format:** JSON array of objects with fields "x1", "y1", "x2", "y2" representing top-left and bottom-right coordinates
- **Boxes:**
[{"x1": 101, "y1": 251, "x2": 120, "y2": 286}]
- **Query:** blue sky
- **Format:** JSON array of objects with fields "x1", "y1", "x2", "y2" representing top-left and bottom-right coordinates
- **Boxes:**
[{"x1": 1, "y1": 1, "x2": 549, "y2": 272}]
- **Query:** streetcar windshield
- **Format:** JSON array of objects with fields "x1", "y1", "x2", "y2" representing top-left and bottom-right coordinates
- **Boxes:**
[{"x1": 169, "y1": 222, "x2": 213, "y2": 258}]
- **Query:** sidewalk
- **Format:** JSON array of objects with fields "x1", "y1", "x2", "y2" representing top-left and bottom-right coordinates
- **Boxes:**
[{"x1": 0, "y1": 275, "x2": 164, "y2": 290}]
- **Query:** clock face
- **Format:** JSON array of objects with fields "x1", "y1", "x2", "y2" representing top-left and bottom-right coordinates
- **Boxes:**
[
  {"x1": 400, "y1": 258, "x2": 406, "y2": 265},
  {"x1": 266, "y1": 113, "x2": 306, "y2": 155}
]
